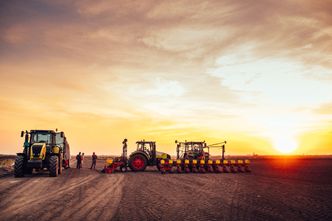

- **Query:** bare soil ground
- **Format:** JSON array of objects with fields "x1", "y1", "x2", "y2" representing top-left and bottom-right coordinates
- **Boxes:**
[{"x1": 0, "y1": 157, "x2": 331, "y2": 221}]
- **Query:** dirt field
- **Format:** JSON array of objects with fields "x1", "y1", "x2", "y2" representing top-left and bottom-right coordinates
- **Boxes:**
[{"x1": 0, "y1": 157, "x2": 331, "y2": 221}]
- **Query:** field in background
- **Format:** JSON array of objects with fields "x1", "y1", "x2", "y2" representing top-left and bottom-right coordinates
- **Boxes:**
[{"x1": 0, "y1": 155, "x2": 331, "y2": 221}]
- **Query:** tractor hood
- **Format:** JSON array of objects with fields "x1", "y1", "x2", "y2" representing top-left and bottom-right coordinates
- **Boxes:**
[
  {"x1": 156, "y1": 151, "x2": 170, "y2": 159},
  {"x1": 30, "y1": 143, "x2": 46, "y2": 160}
]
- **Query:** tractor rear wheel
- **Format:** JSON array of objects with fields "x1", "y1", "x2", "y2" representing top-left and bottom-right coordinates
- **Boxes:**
[
  {"x1": 14, "y1": 155, "x2": 25, "y2": 177},
  {"x1": 129, "y1": 154, "x2": 147, "y2": 172},
  {"x1": 49, "y1": 156, "x2": 59, "y2": 177}
]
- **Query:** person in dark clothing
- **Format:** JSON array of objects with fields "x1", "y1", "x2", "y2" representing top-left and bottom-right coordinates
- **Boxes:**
[
  {"x1": 76, "y1": 152, "x2": 82, "y2": 169},
  {"x1": 122, "y1": 139, "x2": 128, "y2": 160},
  {"x1": 90, "y1": 152, "x2": 97, "y2": 170}
]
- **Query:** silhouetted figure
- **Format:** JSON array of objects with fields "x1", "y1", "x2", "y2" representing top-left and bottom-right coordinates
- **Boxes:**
[
  {"x1": 90, "y1": 152, "x2": 97, "y2": 170},
  {"x1": 76, "y1": 152, "x2": 82, "y2": 169},
  {"x1": 81, "y1": 153, "x2": 85, "y2": 168},
  {"x1": 122, "y1": 139, "x2": 128, "y2": 160}
]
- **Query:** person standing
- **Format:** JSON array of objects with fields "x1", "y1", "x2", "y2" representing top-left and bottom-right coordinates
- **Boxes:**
[
  {"x1": 81, "y1": 153, "x2": 85, "y2": 168},
  {"x1": 90, "y1": 152, "x2": 97, "y2": 170},
  {"x1": 122, "y1": 138, "x2": 128, "y2": 160},
  {"x1": 76, "y1": 152, "x2": 82, "y2": 169}
]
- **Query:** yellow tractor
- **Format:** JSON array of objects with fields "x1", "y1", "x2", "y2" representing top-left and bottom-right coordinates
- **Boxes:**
[{"x1": 14, "y1": 130, "x2": 70, "y2": 177}]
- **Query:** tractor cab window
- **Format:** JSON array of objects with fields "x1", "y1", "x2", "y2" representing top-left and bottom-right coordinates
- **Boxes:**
[
  {"x1": 31, "y1": 133, "x2": 51, "y2": 144},
  {"x1": 137, "y1": 143, "x2": 147, "y2": 151},
  {"x1": 192, "y1": 144, "x2": 200, "y2": 151},
  {"x1": 137, "y1": 143, "x2": 154, "y2": 156},
  {"x1": 145, "y1": 144, "x2": 152, "y2": 155},
  {"x1": 55, "y1": 133, "x2": 64, "y2": 148}
]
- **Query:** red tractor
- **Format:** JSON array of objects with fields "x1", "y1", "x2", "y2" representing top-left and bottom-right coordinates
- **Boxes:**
[
  {"x1": 128, "y1": 140, "x2": 171, "y2": 172},
  {"x1": 103, "y1": 140, "x2": 171, "y2": 173}
]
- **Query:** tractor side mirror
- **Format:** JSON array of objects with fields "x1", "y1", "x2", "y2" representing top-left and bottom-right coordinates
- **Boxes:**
[
  {"x1": 21, "y1": 131, "x2": 24, "y2": 137},
  {"x1": 60, "y1": 132, "x2": 64, "y2": 138}
]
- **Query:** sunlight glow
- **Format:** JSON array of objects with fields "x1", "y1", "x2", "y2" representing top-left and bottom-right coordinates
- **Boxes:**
[{"x1": 272, "y1": 136, "x2": 298, "y2": 154}]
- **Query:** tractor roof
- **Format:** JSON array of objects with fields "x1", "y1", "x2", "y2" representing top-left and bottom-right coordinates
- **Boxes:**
[
  {"x1": 136, "y1": 141, "x2": 156, "y2": 144},
  {"x1": 182, "y1": 141, "x2": 206, "y2": 145},
  {"x1": 30, "y1": 130, "x2": 56, "y2": 134}
]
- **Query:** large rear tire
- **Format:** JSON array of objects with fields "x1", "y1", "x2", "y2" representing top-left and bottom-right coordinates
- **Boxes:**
[
  {"x1": 129, "y1": 154, "x2": 147, "y2": 172},
  {"x1": 49, "y1": 156, "x2": 59, "y2": 177},
  {"x1": 14, "y1": 155, "x2": 25, "y2": 177}
]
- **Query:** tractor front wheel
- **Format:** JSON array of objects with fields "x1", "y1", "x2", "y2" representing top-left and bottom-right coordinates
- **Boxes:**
[
  {"x1": 49, "y1": 156, "x2": 59, "y2": 177},
  {"x1": 129, "y1": 154, "x2": 147, "y2": 172},
  {"x1": 14, "y1": 155, "x2": 25, "y2": 177}
]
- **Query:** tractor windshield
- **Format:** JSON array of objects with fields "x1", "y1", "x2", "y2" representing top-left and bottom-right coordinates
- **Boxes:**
[{"x1": 31, "y1": 133, "x2": 52, "y2": 144}]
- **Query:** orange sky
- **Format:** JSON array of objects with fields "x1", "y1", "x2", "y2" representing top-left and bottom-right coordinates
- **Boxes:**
[{"x1": 0, "y1": 0, "x2": 332, "y2": 155}]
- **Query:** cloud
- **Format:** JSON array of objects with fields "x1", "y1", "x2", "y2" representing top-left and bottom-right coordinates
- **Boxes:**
[
  {"x1": 1, "y1": 0, "x2": 332, "y2": 154},
  {"x1": 315, "y1": 103, "x2": 332, "y2": 115},
  {"x1": 2, "y1": 0, "x2": 332, "y2": 70}
]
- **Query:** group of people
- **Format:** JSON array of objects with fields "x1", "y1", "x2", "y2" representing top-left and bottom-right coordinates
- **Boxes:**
[{"x1": 76, "y1": 152, "x2": 98, "y2": 170}]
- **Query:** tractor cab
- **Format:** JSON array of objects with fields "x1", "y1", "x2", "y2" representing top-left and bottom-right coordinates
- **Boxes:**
[
  {"x1": 136, "y1": 141, "x2": 156, "y2": 159},
  {"x1": 23, "y1": 129, "x2": 65, "y2": 146},
  {"x1": 176, "y1": 141, "x2": 210, "y2": 160},
  {"x1": 22, "y1": 130, "x2": 58, "y2": 157},
  {"x1": 30, "y1": 131, "x2": 53, "y2": 144}
]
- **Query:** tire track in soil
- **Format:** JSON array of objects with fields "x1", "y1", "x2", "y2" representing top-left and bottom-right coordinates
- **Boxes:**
[
  {"x1": 1, "y1": 159, "x2": 332, "y2": 221},
  {"x1": 0, "y1": 174, "x2": 96, "y2": 214},
  {"x1": 112, "y1": 173, "x2": 246, "y2": 221},
  {"x1": 0, "y1": 163, "x2": 125, "y2": 221},
  {"x1": 38, "y1": 174, "x2": 124, "y2": 221},
  {"x1": 62, "y1": 175, "x2": 124, "y2": 221}
]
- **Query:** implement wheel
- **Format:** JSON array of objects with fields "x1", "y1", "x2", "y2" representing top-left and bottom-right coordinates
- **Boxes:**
[
  {"x1": 120, "y1": 166, "x2": 127, "y2": 172},
  {"x1": 192, "y1": 166, "x2": 198, "y2": 173},
  {"x1": 177, "y1": 166, "x2": 182, "y2": 173},
  {"x1": 49, "y1": 156, "x2": 59, "y2": 177},
  {"x1": 129, "y1": 154, "x2": 147, "y2": 172},
  {"x1": 14, "y1": 155, "x2": 25, "y2": 177}
]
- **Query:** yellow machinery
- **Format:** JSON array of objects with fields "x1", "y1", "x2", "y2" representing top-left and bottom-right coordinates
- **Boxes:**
[{"x1": 14, "y1": 130, "x2": 70, "y2": 177}]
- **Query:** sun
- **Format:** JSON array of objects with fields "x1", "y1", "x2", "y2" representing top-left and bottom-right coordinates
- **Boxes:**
[{"x1": 272, "y1": 137, "x2": 298, "y2": 154}]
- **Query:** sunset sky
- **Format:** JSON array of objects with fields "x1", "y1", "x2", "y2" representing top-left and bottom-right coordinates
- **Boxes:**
[{"x1": 0, "y1": 0, "x2": 332, "y2": 155}]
